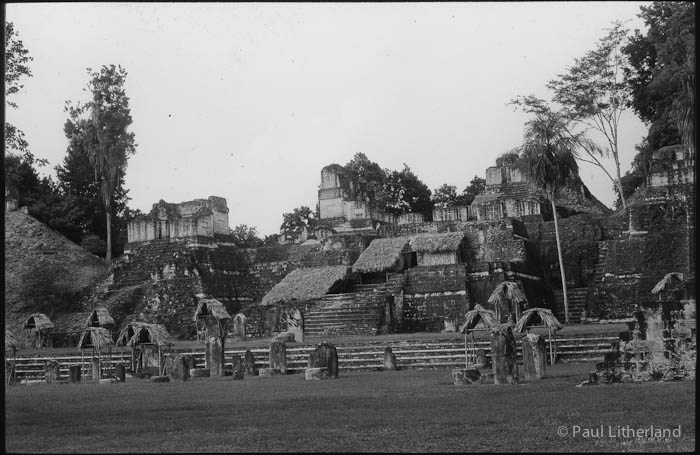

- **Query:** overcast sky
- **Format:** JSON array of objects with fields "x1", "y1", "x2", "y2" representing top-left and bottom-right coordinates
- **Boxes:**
[{"x1": 6, "y1": 2, "x2": 651, "y2": 236}]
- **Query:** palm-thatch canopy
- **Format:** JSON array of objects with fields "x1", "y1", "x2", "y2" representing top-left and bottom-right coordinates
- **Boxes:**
[
  {"x1": 193, "y1": 297, "x2": 232, "y2": 321},
  {"x1": 651, "y1": 272, "x2": 684, "y2": 294},
  {"x1": 488, "y1": 281, "x2": 527, "y2": 306},
  {"x1": 5, "y1": 329, "x2": 20, "y2": 351},
  {"x1": 352, "y1": 237, "x2": 410, "y2": 274},
  {"x1": 460, "y1": 304, "x2": 498, "y2": 333},
  {"x1": 85, "y1": 306, "x2": 115, "y2": 328},
  {"x1": 261, "y1": 265, "x2": 351, "y2": 306},
  {"x1": 77, "y1": 327, "x2": 115, "y2": 351},
  {"x1": 116, "y1": 322, "x2": 172, "y2": 348},
  {"x1": 23, "y1": 313, "x2": 54, "y2": 332},
  {"x1": 409, "y1": 232, "x2": 465, "y2": 253},
  {"x1": 515, "y1": 308, "x2": 563, "y2": 333}
]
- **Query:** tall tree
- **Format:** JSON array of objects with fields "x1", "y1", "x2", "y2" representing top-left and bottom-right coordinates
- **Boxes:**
[
  {"x1": 280, "y1": 206, "x2": 317, "y2": 235},
  {"x1": 512, "y1": 22, "x2": 633, "y2": 209},
  {"x1": 4, "y1": 22, "x2": 42, "y2": 163},
  {"x1": 624, "y1": 2, "x2": 695, "y2": 152},
  {"x1": 64, "y1": 65, "x2": 136, "y2": 263},
  {"x1": 458, "y1": 175, "x2": 486, "y2": 207},
  {"x1": 517, "y1": 112, "x2": 580, "y2": 324},
  {"x1": 229, "y1": 224, "x2": 263, "y2": 248},
  {"x1": 431, "y1": 184, "x2": 459, "y2": 208},
  {"x1": 382, "y1": 164, "x2": 432, "y2": 220}
]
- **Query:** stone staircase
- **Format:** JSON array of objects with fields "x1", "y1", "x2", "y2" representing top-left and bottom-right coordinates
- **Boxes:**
[
  {"x1": 303, "y1": 293, "x2": 382, "y2": 337},
  {"x1": 303, "y1": 274, "x2": 406, "y2": 337},
  {"x1": 552, "y1": 288, "x2": 589, "y2": 324},
  {"x1": 8, "y1": 335, "x2": 620, "y2": 381}
]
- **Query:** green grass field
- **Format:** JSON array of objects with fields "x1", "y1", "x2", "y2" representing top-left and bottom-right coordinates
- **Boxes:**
[{"x1": 5, "y1": 363, "x2": 695, "y2": 453}]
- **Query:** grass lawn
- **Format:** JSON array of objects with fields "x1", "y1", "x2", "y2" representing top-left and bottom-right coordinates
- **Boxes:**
[{"x1": 5, "y1": 363, "x2": 694, "y2": 453}]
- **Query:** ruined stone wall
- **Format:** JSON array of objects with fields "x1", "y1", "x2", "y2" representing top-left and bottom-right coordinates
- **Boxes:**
[
  {"x1": 402, "y1": 264, "x2": 469, "y2": 331},
  {"x1": 394, "y1": 219, "x2": 528, "y2": 270},
  {"x1": 525, "y1": 214, "x2": 604, "y2": 288}
]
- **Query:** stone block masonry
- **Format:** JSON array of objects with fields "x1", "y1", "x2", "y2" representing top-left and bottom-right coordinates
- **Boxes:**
[{"x1": 403, "y1": 265, "x2": 469, "y2": 331}]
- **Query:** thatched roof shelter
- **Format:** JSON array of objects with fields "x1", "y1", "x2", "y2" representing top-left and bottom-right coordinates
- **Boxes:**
[
  {"x1": 488, "y1": 281, "x2": 527, "y2": 306},
  {"x1": 460, "y1": 304, "x2": 498, "y2": 333},
  {"x1": 261, "y1": 265, "x2": 351, "y2": 306},
  {"x1": 116, "y1": 322, "x2": 172, "y2": 348},
  {"x1": 352, "y1": 237, "x2": 410, "y2": 274},
  {"x1": 77, "y1": 327, "x2": 114, "y2": 351},
  {"x1": 5, "y1": 329, "x2": 20, "y2": 352},
  {"x1": 409, "y1": 232, "x2": 465, "y2": 253},
  {"x1": 85, "y1": 306, "x2": 115, "y2": 329},
  {"x1": 651, "y1": 272, "x2": 684, "y2": 295},
  {"x1": 193, "y1": 297, "x2": 232, "y2": 321},
  {"x1": 23, "y1": 313, "x2": 54, "y2": 332},
  {"x1": 515, "y1": 308, "x2": 563, "y2": 333}
]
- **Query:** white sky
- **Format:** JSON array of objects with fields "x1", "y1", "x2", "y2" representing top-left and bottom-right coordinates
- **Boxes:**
[{"x1": 6, "y1": 2, "x2": 651, "y2": 236}]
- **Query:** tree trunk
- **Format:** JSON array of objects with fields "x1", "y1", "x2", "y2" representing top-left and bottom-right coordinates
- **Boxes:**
[
  {"x1": 551, "y1": 198, "x2": 569, "y2": 324},
  {"x1": 612, "y1": 150, "x2": 627, "y2": 210},
  {"x1": 105, "y1": 195, "x2": 112, "y2": 264}
]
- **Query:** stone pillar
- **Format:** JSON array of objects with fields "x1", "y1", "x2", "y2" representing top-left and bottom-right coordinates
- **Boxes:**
[
  {"x1": 92, "y1": 358, "x2": 101, "y2": 380},
  {"x1": 69, "y1": 365, "x2": 81, "y2": 383},
  {"x1": 45, "y1": 360, "x2": 60, "y2": 383},
  {"x1": 307, "y1": 342, "x2": 339, "y2": 379},
  {"x1": 115, "y1": 363, "x2": 126, "y2": 382},
  {"x1": 287, "y1": 309, "x2": 304, "y2": 343},
  {"x1": 204, "y1": 317, "x2": 225, "y2": 377},
  {"x1": 231, "y1": 354, "x2": 244, "y2": 380},
  {"x1": 522, "y1": 333, "x2": 546, "y2": 380},
  {"x1": 383, "y1": 347, "x2": 398, "y2": 371},
  {"x1": 244, "y1": 350, "x2": 258, "y2": 376},
  {"x1": 165, "y1": 353, "x2": 188, "y2": 381},
  {"x1": 490, "y1": 325, "x2": 518, "y2": 385},
  {"x1": 232, "y1": 313, "x2": 247, "y2": 342},
  {"x1": 269, "y1": 341, "x2": 287, "y2": 374}
]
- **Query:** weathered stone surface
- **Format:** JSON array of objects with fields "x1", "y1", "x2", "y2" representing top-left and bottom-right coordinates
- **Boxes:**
[
  {"x1": 305, "y1": 367, "x2": 326, "y2": 380},
  {"x1": 272, "y1": 332, "x2": 296, "y2": 343},
  {"x1": 150, "y1": 375, "x2": 170, "y2": 383},
  {"x1": 244, "y1": 350, "x2": 258, "y2": 376},
  {"x1": 269, "y1": 341, "x2": 287, "y2": 374},
  {"x1": 114, "y1": 363, "x2": 126, "y2": 382},
  {"x1": 383, "y1": 347, "x2": 398, "y2": 371},
  {"x1": 165, "y1": 354, "x2": 188, "y2": 381},
  {"x1": 522, "y1": 334, "x2": 546, "y2": 380},
  {"x1": 307, "y1": 342, "x2": 339, "y2": 379},
  {"x1": 452, "y1": 368, "x2": 481, "y2": 385},
  {"x1": 258, "y1": 367, "x2": 279, "y2": 377},
  {"x1": 490, "y1": 325, "x2": 518, "y2": 385},
  {"x1": 69, "y1": 365, "x2": 81, "y2": 384},
  {"x1": 231, "y1": 354, "x2": 244, "y2": 380},
  {"x1": 91, "y1": 358, "x2": 100, "y2": 380},
  {"x1": 285, "y1": 308, "x2": 304, "y2": 343},
  {"x1": 190, "y1": 368, "x2": 210, "y2": 378},
  {"x1": 231, "y1": 313, "x2": 247, "y2": 342},
  {"x1": 44, "y1": 360, "x2": 60, "y2": 383}
]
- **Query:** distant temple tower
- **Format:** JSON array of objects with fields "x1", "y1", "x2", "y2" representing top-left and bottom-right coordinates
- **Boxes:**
[
  {"x1": 317, "y1": 165, "x2": 393, "y2": 233},
  {"x1": 470, "y1": 165, "x2": 542, "y2": 221},
  {"x1": 127, "y1": 196, "x2": 229, "y2": 243}
]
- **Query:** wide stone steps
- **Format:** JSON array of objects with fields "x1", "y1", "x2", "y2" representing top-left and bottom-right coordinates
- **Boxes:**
[{"x1": 8, "y1": 336, "x2": 619, "y2": 381}]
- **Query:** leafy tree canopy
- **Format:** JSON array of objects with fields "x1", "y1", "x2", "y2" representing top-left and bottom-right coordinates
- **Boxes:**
[
  {"x1": 280, "y1": 206, "x2": 317, "y2": 235},
  {"x1": 229, "y1": 224, "x2": 263, "y2": 248}
]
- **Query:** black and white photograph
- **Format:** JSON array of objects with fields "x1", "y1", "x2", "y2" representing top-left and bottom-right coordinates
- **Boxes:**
[{"x1": 4, "y1": 2, "x2": 695, "y2": 452}]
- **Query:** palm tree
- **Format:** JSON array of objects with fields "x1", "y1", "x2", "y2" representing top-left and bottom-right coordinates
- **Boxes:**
[{"x1": 518, "y1": 111, "x2": 580, "y2": 324}]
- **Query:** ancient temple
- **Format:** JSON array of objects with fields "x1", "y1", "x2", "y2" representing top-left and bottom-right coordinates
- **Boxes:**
[{"x1": 127, "y1": 196, "x2": 229, "y2": 243}]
